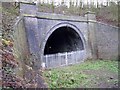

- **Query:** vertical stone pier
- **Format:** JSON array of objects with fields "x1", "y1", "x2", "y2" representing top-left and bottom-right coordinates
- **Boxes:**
[
  {"x1": 20, "y1": 2, "x2": 41, "y2": 69},
  {"x1": 85, "y1": 11, "x2": 98, "y2": 59}
]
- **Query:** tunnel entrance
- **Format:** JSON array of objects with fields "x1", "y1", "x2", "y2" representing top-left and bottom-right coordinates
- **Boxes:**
[{"x1": 44, "y1": 26, "x2": 84, "y2": 55}]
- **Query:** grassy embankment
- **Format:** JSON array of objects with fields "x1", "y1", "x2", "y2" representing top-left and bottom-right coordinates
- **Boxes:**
[{"x1": 42, "y1": 60, "x2": 118, "y2": 88}]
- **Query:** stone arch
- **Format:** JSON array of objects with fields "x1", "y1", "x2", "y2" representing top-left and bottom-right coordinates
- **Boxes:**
[{"x1": 40, "y1": 22, "x2": 86, "y2": 62}]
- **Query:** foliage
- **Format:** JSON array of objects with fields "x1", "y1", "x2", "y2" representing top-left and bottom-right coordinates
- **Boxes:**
[
  {"x1": 51, "y1": 1, "x2": 55, "y2": 13},
  {"x1": 38, "y1": 1, "x2": 118, "y2": 26},
  {"x1": 1, "y1": 2, "x2": 38, "y2": 89},
  {"x1": 43, "y1": 60, "x2": 118, "y2": 88}
]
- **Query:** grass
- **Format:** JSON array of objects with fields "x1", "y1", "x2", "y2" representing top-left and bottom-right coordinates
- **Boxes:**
[{"x1": 42, "y1": 60, "x2": 118, "y2": 88}]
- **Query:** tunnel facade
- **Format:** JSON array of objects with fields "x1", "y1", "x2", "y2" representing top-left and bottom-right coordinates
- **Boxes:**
[
  {"x1": 41, "y1": 23, "x2": 87, "y2": 68},
  {"x1": 15, "y1": 3, "x2": 119, "y2": 69},
  {"x1": 20, "y1": 3, "x2": 98, "y2": 69}
]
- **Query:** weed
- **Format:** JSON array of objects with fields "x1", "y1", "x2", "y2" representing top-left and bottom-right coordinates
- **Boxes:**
[{"x1": 43, "y1": 60, "x2": 118, "y2": 88}]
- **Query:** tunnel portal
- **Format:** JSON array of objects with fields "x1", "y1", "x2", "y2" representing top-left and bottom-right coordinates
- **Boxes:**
[
  {"x1": 44, "y1": 26, "x2": 84, "y2": 55},
  {"x1": 18, "y1": 3, "x2": 97, "y2": 69}
]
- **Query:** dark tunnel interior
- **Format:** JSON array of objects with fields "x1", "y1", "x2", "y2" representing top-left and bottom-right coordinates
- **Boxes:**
[{"x1": 44, "y1": 26, "x2": 84, "y2": 55}]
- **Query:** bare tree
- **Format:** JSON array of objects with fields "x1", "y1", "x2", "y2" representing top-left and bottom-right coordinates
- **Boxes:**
[
  {"x1": 87, "y1": 0, "x2": 89, "y2": 8},
  {"x1": 79, "y1": 0, "x2": 83, "y2": 8},
  {"x1": 61, "y1": 0, "x2": 65, "y2": 5},
  {"x1": 107, "y1": 0, "x2": 110, "y2": 6},
  {"x1": 76, "y1": 0, "x2": 78, "y2": 7},
  {"x1": 78, "y1": 0, "x2": 82, "y2": 15},
  {"x1": 97, "y1": 0, "x2": 99, "y2": 8},
  {"x1": 51, "y1": 0, "x2": 55, "y2": 13},
  {"x1": 69, "y1": 0, "x2": 72, "y2": 8}
]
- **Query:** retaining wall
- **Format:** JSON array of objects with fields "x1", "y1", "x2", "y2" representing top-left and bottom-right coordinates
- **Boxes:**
[
  {"x1": 96, "y1": 22, "x2": 118, "y2": 60},
  {"x1": 13, "y1": 17, "x2": 29, "y2": 77}
]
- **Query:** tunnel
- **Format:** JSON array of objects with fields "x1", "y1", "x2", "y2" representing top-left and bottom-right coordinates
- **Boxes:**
[{"x1": 44, "y1": 26, "x2": 84, "y2": 55}]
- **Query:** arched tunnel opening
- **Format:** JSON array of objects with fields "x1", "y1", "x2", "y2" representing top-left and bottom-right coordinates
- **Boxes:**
[{"x1": 44, "y1": 26, "x2": 84, "y2": 55}]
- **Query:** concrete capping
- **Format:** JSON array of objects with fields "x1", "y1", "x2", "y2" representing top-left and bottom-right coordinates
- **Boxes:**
[
  {"x1": 85, "y1": 11, "x2": 96, "y2": 21},
  {"x1": 96, "y1": 21, "x2": 119, "y2": 29},
  {"x1": 25, "y1": 16, "x2": 88, "y2": 22},
  {"x1": 23, "y1": 14, "x2": 97, "y2": 23},
  {"x1": 23, "y1": 14, "x2": 98, "y2": 23},
  {"x1": 22, "y1": 14, "x2": 37, "y2": 17},
  {"x1": 22, "y1": 14, "x2": 97, "y2": 23},
  {"x1": 82, "y1": 20, "x2": 119, "y2": 29},
  {"x1": 13, "y1": 16, "x2": 24, "y2": 32},
  {"x1": 85, "y1": 11, "x2": 96, "y2": 15},
  {"x1": 88, "y1": 20, "x2": 97, "y2": 23},
  {"x1": 14, "y1": 16, "x2": 23, "y2": 26},
  {"x1": 37, "y1": 12, "x2": 87, "y2": 21},
  {"x1": 20, "y1": 2, "x2": 36, "y2": 5},
  {"x1": 22, "y1": 12, "x2": 88, "y2": 22}
]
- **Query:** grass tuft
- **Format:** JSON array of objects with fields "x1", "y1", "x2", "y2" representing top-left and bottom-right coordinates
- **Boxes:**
[{"x1": 42, "y1": 60, "x2": 118, "y2": 88}]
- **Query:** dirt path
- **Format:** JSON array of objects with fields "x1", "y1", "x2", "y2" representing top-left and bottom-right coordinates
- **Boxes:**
[
  {"x1": 81, "y1": 69, "x2": 118, "y2": 88},
  {"x1": 34, "y1": 70, "x2": 48, "y2": 88},
  {"x1": 24, "y1": 68, "x2": 48, "y2": 88}
]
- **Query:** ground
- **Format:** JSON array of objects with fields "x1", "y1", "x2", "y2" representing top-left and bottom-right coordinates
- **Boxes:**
[{"x1": 42, "y1": 60, "x2": 118, "y2": 88}]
